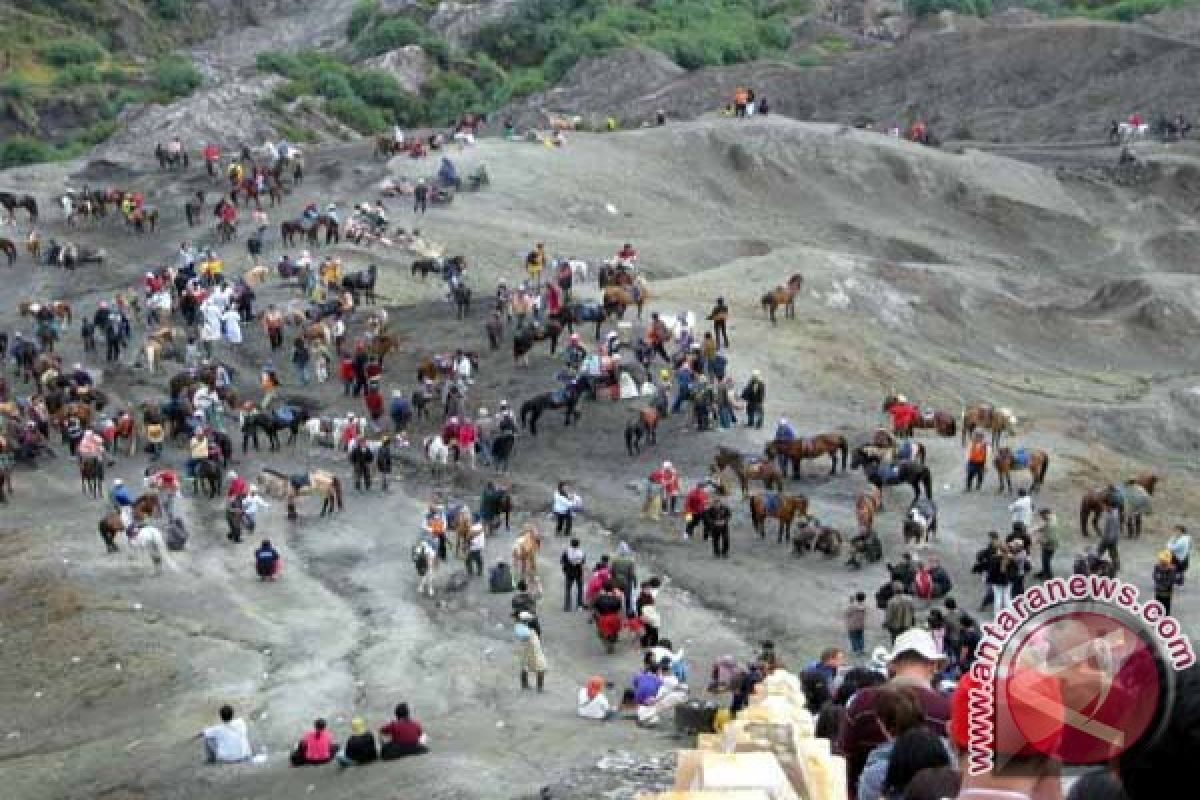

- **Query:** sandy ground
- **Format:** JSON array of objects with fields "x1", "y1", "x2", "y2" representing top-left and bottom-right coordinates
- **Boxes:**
[{"x1": 0, "y1": 116, "x2": 1198, "y2": 799}]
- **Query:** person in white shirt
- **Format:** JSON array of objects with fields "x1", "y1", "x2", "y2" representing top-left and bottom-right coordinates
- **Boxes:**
[
  {"x1": 466, "y1": 522, "x2": 485, "y2": 577},
  {"x1": 221, "y1": 308, "x2": 243, "y2": 345},
  {"x1": 202, "y1": 704, "x2": 252, "y2": 763},
  {"x1": 1169, "y1": 525, "x2": 1191, "y2": 585},
  {"x1": 552, "y1": 481, "x2": 581, "y2": 537},
  {"x1": 577, "y1": 676, "x2": 614, "y2": 720},
  {"x1": 241, "y1": 487, "x2": 270, "y2": 531},
  {"x1": 455, "y1": 351, "x2": 472, "y2": 384},
  {"x1": 1009, "y1": 488, "x2": 1034, "y2": 534},
  {"x1": 200, "y1": 303, "x2": 222, "y2": 356}
]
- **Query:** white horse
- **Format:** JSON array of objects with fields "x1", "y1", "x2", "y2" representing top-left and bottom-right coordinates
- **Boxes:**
[
  {"x1": 126, "y1": 525, "x2": 178, "y2": 574},
  {"x1": 423, "y1": 434, "x2": 450, "y2": 479}
]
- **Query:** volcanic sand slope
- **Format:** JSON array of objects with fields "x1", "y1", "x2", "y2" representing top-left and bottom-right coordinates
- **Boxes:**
[{"x1": 0, "y1": 116, "x2": 1198, "y2": 799}]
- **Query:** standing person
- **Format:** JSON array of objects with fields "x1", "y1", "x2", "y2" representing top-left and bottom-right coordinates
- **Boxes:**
[
  {"x1": 1169, "y1": 525, "x2": 1191, "y2": 586},
  {"x1": 1153, "y1": 551, "x2": 1177, "y2": 615},
  {"x1": 291, "y1": 337, "x2": 311, "y2": 385},
  {"x1": 104, "y1": 308, "x2": 123, "y2": 363},
  {"x1": 465, "y1": 522, "x2": 485, "y2": 577},
  {"x1": 707, "y1": 296, "x2": 731, "y2": 348},
  {"x1": 336, "y1": 718, "x2": 377, "y2": 768},
  {"x1": 349, "y1": 435, "x2": 374, "y2": 491},
  {"x1": 1009, "y1": 488, "x2": 1033, "y2": 535},
  {"x1": 364, "y1": 380, "x2": 384, "y2": 432},
  {"x1": 561, "y1": 537, "x2": 586, "y2": 612},
  {"x1": 413, "y1": 538, "x2": 437, "y2": 598},
  {"x1": 709, "y1": 498, "x2": 732, "y2": 558},
  {"x1": 941, "y1": 598, "x2": 961, "y2": 667},
  {"x1": 526, "y1": 242, "x2": 546, "y2": 288},
  {"x1": 741, "y1": 371, "x2": 765, "y2": 429},
  {"x1": 986, "y1": 543, "x2": 1017, "y2": 610},
  {"x1": 241, "y1": 486, "x2": 269, "y2": 533},
  {"x1": 263, "y1": 304, "x2": 284, "y2": 351},
  {"x1": 965, "y1": 433, "x2": 987, "y2": 491},
  {"x1": 413, "y1": 179, "x2": 428, "y2": 214},
  {"x1": 883, "y1": 583, "x2": 915, "y2": 643},
  {"x1": 1098, "y1": 498, "x2": 1122, "y2": 574},
  {"x1": 683, "y1": 480, "x2": 711, "y2": 539},
  {"x1": 552, "y1": 481, "x2": 579, "y2": 537},
  {"x1": 638, "y1": 578, "x2": 662, "y2": 648},
  {"x1": 1033, "y1": 507, "x2": 1059, "y2": 579},
  {"x1": 375, "y1": 434, "x2": 393, "y2": 491},
  {"x1": 649, "y1": 461, "x2": 681, "y2": 515},
  {"x1": 200, "y1": 704, "x2": 252, "y2": 763},
  {"x1": 845, "y1": 592, "x2": 868, "y2": 659},
  {"x1": 610, "y1": 541, "x2": 638, "y2": 618},
  {"x1": 515, "y1": 614, "x2": 547, "y2": 692},
  {"x1": 380, "y1": 703, "x2": 428, "y2": 759}
]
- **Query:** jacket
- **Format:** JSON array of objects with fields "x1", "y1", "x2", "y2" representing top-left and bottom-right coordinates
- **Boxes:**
[
  {"x1": 1101, "y1": 510, "x2": 1121, "y2": 545},
  {"x1": 967, "y1": 441, "x2": 987, "y2": 464},
  {"x1": 883, "y1": 593, "x2": 914, "y2": 633},
  {"x1": 741, "y1": 379, "x2": 765, "y2": 406},
  {"x1": 1153, "y1": 564, "x2": 1177, "y2": 595}
]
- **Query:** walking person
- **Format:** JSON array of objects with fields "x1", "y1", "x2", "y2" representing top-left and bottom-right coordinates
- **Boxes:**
[
  {"x1": 986, "y1": 543, "x2": 1018, "y2": 611},
  {"x1": 375, "y1": 434, "x2": 393, "y2": 491},
  {"x1": 515, "y1": 613, "x2": 547, "y2": 692},
  {"x1": 1009, "y1": 488, "x2": 1033, "y2": 536},
  {"x1": 1034, "y1": 507, "x2": 1059, "y2": 579},
  {"x1": 241, "y1": 486, "x2": 269, "y2": 534},
  {"x1": 845, "y1": 591, "x2": 868, "y2": 658},
  {"x1": 610, "y1": 541, "x2": 638, "y2": 618},
  {"x1": 561, "y1": 537, "x2": 586, "y2": 612},
  {"x1": 349, "y1": 436, "x2": 374, "y2": 491},
  {"x1": 965, "y1": 433, "x2": 987, "y2": 491},
  {"x1": 291, "y1": 337, "x2": 311, "y2": 385},
  {"x1": 707, "y1": 296, "x2": 731, "y2": 348},
  {"x1": 741, "y1": 370, "x2": 765, "y2": 429},
  {"x1": 414, "y1": 179, "x2": 428, "y2": 214},
  {"x1": 1168, "y1": 525, "x2": 1191, "y2": 586},
  {"x1": 1097, "y1": 498, "x2": 1122, "y2": 574},
  {"x1": 1153, "y1": 551, "x2": 1177, "y2": 616},
  {"x1": 552, "y1": 481, "x2": 580, "y2": 537},
  {"x1": 883, "y1": 582, "x2": 915, "y2": 643},
  {"x1": 709, "y1": 498, "x2": 732, "y2": 558}
]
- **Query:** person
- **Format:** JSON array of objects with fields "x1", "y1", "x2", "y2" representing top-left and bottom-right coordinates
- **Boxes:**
[
  {"x1": 965, "y1": 433, "x2": 987, "y2": 491},
  {"x1": 465, "y1": 522, "x2": 485, "y2": 577},
  {"x1": 986, "y1": 541, "x2": 1018, "y2": 610},
  {"x1": 336, "y1": 717, "x2": 377, "y2": 767},
  {"x1": 414, "y1": 179, "x2": 428, "y2": 214},
  {"x1": 1009, "y1": 487, "x2": 1033, "y2": 535},
  {"x1": 1116, "y1": 663, "x2": 1200, "y2": 800},
  {"x1": 552, "y1": 481, "x2": 580, "y2": 537},
  {"x1": 584, "y1": 556, "x2": 613, "y2": 608},
  {"x1": 883, "y1": 582, "x2": 915, "y2": 643},
  {"x1": 1034, "y1": 507, "x2": 1059, "y2": 579},
  {"x1": 560, "y1": 537, "x2": 586, "y2": 612},
  {"x1": 632, "y1": 658, "x2": 665, "y2": 706},
  {"x1": 856, "y1": 686, "x2": 925, "y2": 800},
  {"x1": 1168, "y1": 524, "x2": 1191, "y2": 585},
  {"x1": 512, "y1": 578, "x2": 538, "y2": 620},
  {"x1": 806, "y1": 648, "x2": 845, "y2": 685},
  {"x1": 241, "y1": 486, "x2": 268, "y2": 533},
  {"x1": 926, "y1": 555, "x2": 953, "y2": 599},
  {"x1": 709, "y1": 498, "x2": 732, "y2": 558},
  {"x1": 110, "y1": 479, "x2": 134, "y2": 529},
  {"x1": 380, "y1": 703, "x2": 428, "y2": 759},
  {"x1": 516, "y1": 614, "x2": 547, "y2": 692},
  {"x1": 255, "y1": 539, "x2": 281, "y2": 579},
  {"x1": 741, "y1": 371, "x2": 765, "y2": 429},
  {"x1": 707, "y1": 296, "x2": 731, "y2": 348},
  {"x1": 1153, "y1": 550, "x2": 1177, "y2": 615},
  {"x1": 349, "y1": 436, "x2": 374, "y2": 491},
  {"x1": 845, "y1": 592, "x2": 868, "y2": 658},
  {"x1": 638, "y1": 578, "x2": 662, "y2": 648},
  {"x1": 526, "y1": 242, "x2": 546, "y2": 287},
  {"x1": 593, "y1": 581, "x2": 624, "y2": 651},
  {"x1": 201, "y1": 704, "x2": 252, "y2": 763},
  {"x1": 840, "y1": 629, "x2": 951, "y2": 794},
  {"x1": 649, "y1": 461, "x2": 681, "y2": 516},
  {"x1": 610, "y1": 541, "x2": 638, "y2": 617},
  {"x1": 290, "y1": 718, "x2": 338, "y2": 766},
  {"x1": 577, "y1": 675, "x2": 615, "y2": 720},
  {"x1": 683, "y1": 481, "x2": 710, "y2": 539},
  {"x1": 1098, "y1": 498, "x2": 1122, "y2": 574}
]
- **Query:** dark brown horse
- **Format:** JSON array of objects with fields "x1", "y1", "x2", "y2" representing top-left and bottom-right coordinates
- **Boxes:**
[
  {"x1": 993, "y1": 447, "x2": 1050, "y2": 494},
  {"x1": 961, "y1": 404, "x2": 1017, "y2": 448},
  {"x1": 1079, "y1": 473, "x2": 1158, "y2": 536},
  {"x1": 761, "y1": 274, "x2": 803, "y2": 324},
  {"x1": 513, "y1": 320, "x2": 563, "y2": 364},
  {"x1": 748, "y1": 492, "x2": 809, "y2": 542},
  {"x1": 281, "y1": 219, "x2": 316, "y2": 246},
  {"x1": 0, "y1": 238, "x2": 16, "y2": 266},
  {"x1": 712, "y1": 446, "x2": 784, "y2": 495},
  {"x1": 133, "y1": 493, "x2": 162, "y2": 521},
  {"x1": 882, "y1": 395, "x2": 957, "y2": 437},
  {"x1": 602, "y1": 282, "x2": 648, "y2": 319},
  {"x1": 0, "y1": 192, "x2": 38, "y2": 223},
  {"x1": 765, "y1": 433, "x2": 848, "y2": 477},
  {"x1": 624, "y1": 407, "x2": 660, "y2": 455}
]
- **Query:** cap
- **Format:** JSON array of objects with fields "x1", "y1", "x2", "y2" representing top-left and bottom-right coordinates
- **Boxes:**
[
  {"x1": 113, "y1": 479, "x2": 124, "y2": 485},
  {"x1": 1159, "y1": 550, "x2": 1174, "y2": 564},
  {"x1": 884, "y1": 628, "x2": 946, "y2": 664},
  {"x1": 752, "y1": 369, "x2": 761, "y2": 377},
  {"x1": 500, "y1": 400, "x2": 509, "y2": 408},
  {"x1": 517, "y1": 611, "x2": 535, "y2": 621},
  {"x1": 662, "y1": 461, "x2": 673, "y2": 469},
  {"x1": 228, "y1": 471, "x2": 238, "y2": 479}
]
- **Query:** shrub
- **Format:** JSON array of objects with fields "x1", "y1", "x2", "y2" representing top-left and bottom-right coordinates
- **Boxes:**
[
  {"x1": 151, "y1": 0, "x2": 185, "y2": 20},
  {"x1": 0, "y1": 75, "x2": 31, "y2": 99},
  {"x1": 314, "y1": 69, "x2": 355, "y2": 100},
  {"x1": 424, "y1": 72, "x2": 482, "y2": 125},
  {"x1": 505, "y1": 67, "x2": 548, "y2": 98},
  {"x1": 57, "y1": 64, "x2": 100, "y2": 87},
  {"x1": 256, "y1": 50, "x2": 304, "y2": 78},
  {"x1": 326, "y1": 96, "x2": 387, "y2": 133},
  {"x1": 39, "y1": 37, "x2": 106, "y2": 67},
  {"x1": 153, "y1": 55, "x2": 203, "y2": 98},
  {"x1": 0, "y1": 136, "x2": 57, "y2": 169},
  {"x1": 353, "y1": 17, "x2": 424, "y2": 58},
  {"x1": 277, "y1": 122, "x2": 320, "y2": 143},
  {"x1": 347, "y1": 0, "x2": 381, "y2": 39}
]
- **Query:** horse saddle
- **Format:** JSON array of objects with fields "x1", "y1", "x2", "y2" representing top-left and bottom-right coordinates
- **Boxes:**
[
  {"x1": 1013, "y1": 448, "x2": 1030, "y2": 468},
  {"x1": 763, "y1": 493, "x2": 782, "y2": 514},
  {"x1": 897, "y1": 441, "x2": 915, "y2": 461},
  {"x1": 883, "y1": 464, "x2": 901, "y2": 481},
  {"x1": 274, "y1": 407, "x2": 295, "y2": 425},
  {"x1": 289, "y1": 474, "x2": 311, "y2": 490}
]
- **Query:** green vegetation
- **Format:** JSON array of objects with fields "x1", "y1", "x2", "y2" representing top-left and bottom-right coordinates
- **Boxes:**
[{"x1": 906, "y1": 0, "x2": 1196, "y2": 19}]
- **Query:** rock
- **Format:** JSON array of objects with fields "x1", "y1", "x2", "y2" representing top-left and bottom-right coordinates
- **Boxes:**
[
  {"x1": 428, "y1": 0, "x2": 519, "y2": 46},
  {"x1": 365, "y1": 45, "x2": 431, "y2": 94}
]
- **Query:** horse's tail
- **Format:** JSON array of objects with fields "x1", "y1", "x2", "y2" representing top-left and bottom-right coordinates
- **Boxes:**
[
  {"x1": 1079, "y1": 498, "x2": 1091, "y2": 536},
  {"x1": 1036, "y1": 453, "x2": 1050, "y2": 490},
  {"x1": 519, "y1": 403, "x2": 529, "y2": 428},
  {"x1": 332, "y1": 476, "x2": 344, "y2": 510}
]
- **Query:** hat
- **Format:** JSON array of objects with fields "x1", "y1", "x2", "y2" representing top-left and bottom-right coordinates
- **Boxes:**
[
  {"x1": 662, "y1": 460, "x2": 673, "y2": 469},
  {"x1": 327, "y1": 203, "x2": 336, "y2": 210},
  {"x1": 478, "y1": 408, "x2": 488, "y2": 416},
  {"x1": 228, "y1": 471, "x2": 238, "y2": 479},
  {"x1": 883, "y1": 629, "x2": 946, "y2": 664},
  {"x1": 752, "y1": 369, "x2": 761, "y2": 377},
  {"x1": 351, "y1": 717, "x2": 367, "y2": 735},
  {"x1": 1159, "y1": 550, "x2": 1174, "y2": 564},
  {"x1": 517, "y1": 611, "x2": 535, "y2": 621},
  {"x1": 393, "y1": 389, "x2": 403, "y2": 396},
  {"x1": 606, "y1": 331, "x2": 618, "y2": 339},
  {"x1": 660, "y1": 369, "x2": 671, "y2": 381},
  {"x1": 113, "y1": 479, "x2": 124, "y2": 486}
]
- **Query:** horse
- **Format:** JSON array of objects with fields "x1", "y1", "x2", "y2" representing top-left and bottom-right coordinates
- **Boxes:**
[
  {"x1": 712, "y1": 446, "x2": 784, "y2": 496},
  {"x1": 520, "y1": 382, "x2": 582, "y2": 435},
  {"x1": 0, "y1": 441, "x2": 12, "y2": 503},
  {"x1": 126, "y1": 206, "x2": 160, "y2": 234},
  {"x1": 281, "y1": 219, "x2": 317, "y2": 247},
  {"x1": 624, "y1": 407, "x2": 660, "y2": 456},
  {"x1": 192, "y1": 458, "x2": 223, "y2": 499},
  {"x1": 0, "y1": 238, "x2": 16, "y2": 266},
  {"x1": 241, "y1": 410, "x2": 288, "y2": 452},
  {"x1": 961, "y1": 404, "x2": 1017, "y2": 448},
  {"x1": 792, "y1": 518, "x2": 843, "y2": 557},
  {"x1": 451, "y1": 505, "x2": 474, "y2": 557},
  {"x1": 748, "y1": 492, "x2": 810, "y2": 542},
  {"x1": 133, "y1": 493, "x2": 162, "y2": 522},
  {"x1": 1078, "y1": 474, "x2": 1158, "y2": 536},
  {"x1": 864, "y1": 461, "x2": 933, "y2": 509},
  {"x1": 98, "y1": 511, "x2": 124, "y2": 553},
  {"x1": 993, "y1": 447, "x2": 1050, "y2": 494},
  {"x1": 376, "y1": 135, "x2": 402, "y2": 158},
  {"x1": 602, "y1": 283, "x2": 648, "y2": 319},
  {"x1": 342, "y1": 263, "x2": 378, "y2": 305},
  {"x1": 18, "y1": 301, "x2": 71, "y2": 327},
  {"x1": 513, "y1": 320, "x2": 563, "y2": 365},
  {"x1": 155, "y1": 143, "x2": 189, "y2": 170},
  {"x1": 79, "y1": 455, "x2": 104, "y2": 498},
  {"x1": 882, "y1": 395, "x2": 957, "y2": 437},
  {"x1": 259, "y1": 467, "x2": 344, "y2": 520},
  {"x1": 855, "y1": 487, "x2": 882, "y2": 533},
  {"x1": 423, "y1": 434, "x2": 451, "y2": 480},
  {"x1": 761, "y1": 274, "x2": 803, "y2": 324},
  {"x1": 125, "y1": 525, "x2": 178, "y2": 574},
  {"x1": 412, "y1": 255, "x2": 466, "y2": 280},
  {"x1": 512, "y1": 526, "x2": 543, "y2": 594},
  {"x1": 142, "y1": 328, "x2": 183, "y2": 374},
  {"x1": 902, "y1": 498, "x2": 938, "y2": 546},
  {"x1": 0, "y1": 192, "x2": 38, "y2": 223},
  {"x1": 765, "y1": 434, "x2": 848, "y2": 478}
]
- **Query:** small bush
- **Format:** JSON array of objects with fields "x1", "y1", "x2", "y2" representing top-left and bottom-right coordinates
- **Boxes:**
[
  {"x1": 0, "y1": 75, "x2": 31, "y2": 99},
  {"x1": 256, "y1": 50, "x2": 304, "y2": 78},
  {"x1": 326, "y1": 96, "x2": 387, "y2": 133},
  {"x1": 277, "y1": 122, "x2": 320, "y2": 143},
  {"x1": 57, "y1": 64, "x2": 101, "y2": 87},
  {"x1": 153, "y1": 55, "x2": 203, "y2": 98},
  {"x1": 314, "y1": 69, "x2": 355, "y2": 100},
  {"x1": 0, "y1": 136, "x2": 57, "y2": 169},
  {"x1": 505, "y1": 66, "x2": 547, "y2": 98},
  {"x1": 424, "y1": 72, "x2": 482, "y2": 125},
  {"x1": 39, "y1": 37, "x2": 106, "y2": 67},
  {"x1": 353, "y1": 17, "x2": 424, "y2": 58},
  {"x1": 75, "y1": 119, "x2": 119, "y2": 147},
  {"x1": 151, "y1": 0, "x2": 185, "y2": 20},
  {"x1": 347, "y1": 0, "x2": 381, "y2": 39}
]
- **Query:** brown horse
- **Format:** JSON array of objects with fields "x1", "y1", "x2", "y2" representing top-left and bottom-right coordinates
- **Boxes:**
[
  {"x1": 602, "y1": 283, "x2": 648, "y2": 319},
  {"x1": 0, "y1": 238, "x2": 16, "y2": 266},
  {"x1": 375, "y1": 136, "x2": 402, "y2": 158},
  {"x1": 113, "y1": 412, "x2": 137, "y2": 457},
  {"x1": 765, "y1": 434, "x2": 848, "y2": 478},
  {"x1": 512, "y1": 525, "x2": 543, "y2": 594},
  {"x1": 749, "y1": 492, "x2": 809, "y2": 542},
  {"x1": 855, "y1": 486, "x2": 882, "y2": 533},
  {"x1": 133, "y1": 493, "x2": 162, "y2": 521},
  {"x1": 1078, "y1": 474, "x2": 1158, "y2": 536},
  {"x1": 624, "y1": 407, "x2": 660, "y2": 455},
  {"x1": 451, "y1": 505, "x2": 474, "y2": 557},
  {"x1": 961, "y1": 404, "x2": 1017, "y2": 448},
  {"x1": 882, "y1": 395, "x2": 957, "y2": 437},
  {"x1": 712, "y1": 446, "x2": 784, "y2": 495},
  {"x1": 792, "y1": 518, "x2": 843, "y2": 557},
  {"x1": 993, "y1": 447, "x2": 1050, "y2": 494},
  {"x1": 761, "y1": 274, "x2": 803, "y2": 324}
]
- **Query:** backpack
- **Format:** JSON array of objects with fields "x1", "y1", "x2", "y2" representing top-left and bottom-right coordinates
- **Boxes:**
[{"x1": 913, "y1": 569, "x2": 933, "y2": 600}]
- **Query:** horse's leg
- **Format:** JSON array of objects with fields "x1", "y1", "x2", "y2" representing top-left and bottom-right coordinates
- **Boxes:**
[{"x1": 829, "y1": 452, "x2": 837, "y2": 476}]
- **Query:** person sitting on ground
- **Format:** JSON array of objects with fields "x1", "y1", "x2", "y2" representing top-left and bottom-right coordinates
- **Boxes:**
[
  {"x1": 578, "y1": 675, "x2": 615, "y2": 720},
  {"x1": 255, "y1": 539, "x2": 281, "y2": 580},
  {"x1": 290, "y1": 718, "x2": 338, "y2": 766},
  {"x1": 632, "y1": 655, "x2": 665, "y2": 707},
  {"x1": 201, "y1": 704, "x2": 252, "y2": 763},
  {"x1": 337, "y1": 717, "x2": 377, "y2": 768},
  {"x1": 380, "y1": 702, "x2": 428, "y2": 759}
]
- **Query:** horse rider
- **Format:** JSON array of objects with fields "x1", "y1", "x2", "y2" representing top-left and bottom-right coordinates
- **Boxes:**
[
  {"x1": 111, "y1": 479, "x2": 134, "y2": 530},
  {"x1": 707, "y1": 296, "x2": 731, "y2": 348},
  {"x1": 616, "y1": 242, "x2": 638, "y2": 267},
  {"x1": 423, "y1": 503, "x2": 449, "y2": 561},
  {"x1": 564, "y1": 334, "x2": 587, "y2": 371}
]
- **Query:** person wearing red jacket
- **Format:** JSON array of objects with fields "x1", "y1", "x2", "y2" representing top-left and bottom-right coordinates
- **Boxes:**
[
  {"x1": 228, "y1": 471, "x2": 249, "y2": 501},
  {"x1": 339, "y1": 357, "x2": 355, "y2": 395},
  {"x1": 456, "y1": 417, "x2": 477, "y2": 469},
  {"x1": 203, "y1": 142, "x2": 220, "y2": 177},
  {"x1": 649, "y1": 461, "x2": 681, "y2": 515},
  {"x1": 683, "y1": 482, "x2": 710, "y2": 539},
  {"x1": 364, "y1": 381, "x2": 384, "y2": 428}
]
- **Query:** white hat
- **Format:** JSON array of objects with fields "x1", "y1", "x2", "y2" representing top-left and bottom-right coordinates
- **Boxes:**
[
  {"x1": 478, "y1": 408, "x2": 488, "y2": 416},
  {"x1": 884, "y1": 629, "x2": 946, "y2": 663},
  {"x1": 517, "y1": 611, "x2": 535, "y2": 621},
  {"x1": 228, "y1": 471, "x2": 237, "y2": 479},
  {"x1": 752, "y1": 369, "x2": 761, "y2": 377},
  {"x1": 500, "y1": 400, "x2": 509, "y2": 408},
  {"x1": 662, "y1": 461, "x2": 673, "y2": 469},
  {"x1": 113, "y1": 479, "x2": 123, "y2": 486}
]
